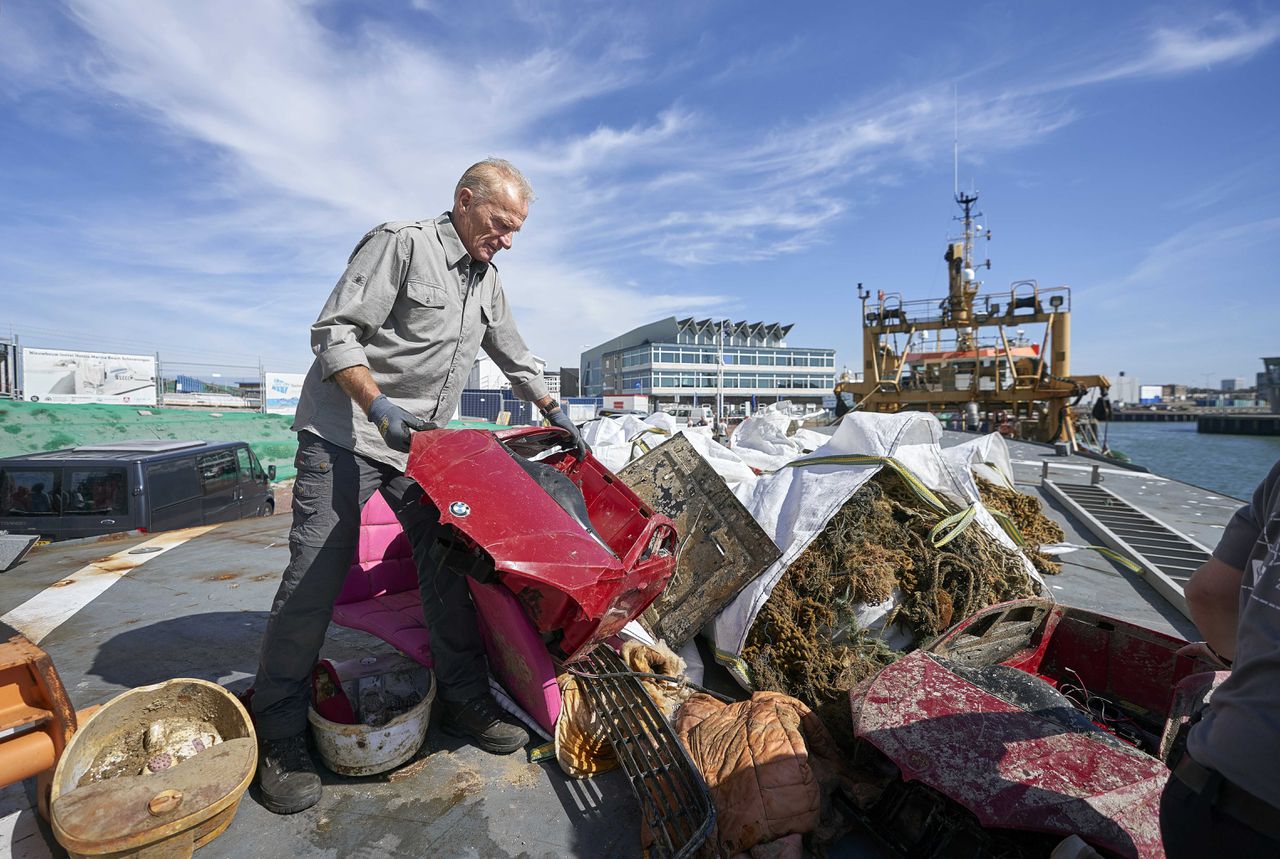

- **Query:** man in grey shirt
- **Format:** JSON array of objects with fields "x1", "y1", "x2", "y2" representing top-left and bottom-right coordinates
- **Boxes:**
[
  {"x1": 1159, "y1": 458, "x2": 1280, "y2": 855},
  {"x1": 252, "y1": 159, "x2": 587, "y2": 814}
]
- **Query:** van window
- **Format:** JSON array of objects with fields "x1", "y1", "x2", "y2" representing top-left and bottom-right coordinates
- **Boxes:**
[
  {"x1": 198, "y1": 450, "x2": 238, "y2": 496},
  {"x1": 248, "y1": 449, "x2": 266, "y2": 480},
  {"x1": 64, "y1": 468, "x2": 128, "y2": 516},
  {"x1": 0, "y1": 468, "x2": 61, "y2": 516},
  {"x1": 236, "y1": 448, "x2": 255, "y2": 483},
  {"x1": 148, "y1": 459, "x2": 200, "y2": 507}
]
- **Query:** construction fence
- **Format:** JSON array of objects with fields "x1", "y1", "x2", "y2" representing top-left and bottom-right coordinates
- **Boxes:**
[
  {"x1": 0, "y1": 335, "x2": 278, "y2": 411},
  {"x1": 3, "y1": 334, "x2": 605, "y2": 424}
]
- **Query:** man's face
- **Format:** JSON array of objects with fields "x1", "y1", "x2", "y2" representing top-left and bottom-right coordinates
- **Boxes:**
[{"x1": 454, "y1": 183, "x2": 528, "y2": 263}]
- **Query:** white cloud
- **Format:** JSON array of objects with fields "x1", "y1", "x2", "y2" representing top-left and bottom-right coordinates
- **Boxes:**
[
  {"x1": 1117, "y1": 216, "x2": 1280, "y2": 288},
  {"x1": 1140, "y1": 15, "x2": 1280, "y2": 75},
  {"x1": 1023, "y1": 12, "x2": 1280, "y2": 93}
]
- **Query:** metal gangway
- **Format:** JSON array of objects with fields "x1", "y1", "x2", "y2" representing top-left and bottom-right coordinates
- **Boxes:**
[{"x1": 1042, "y1": 466, "x2": 1211, "y2": 619}]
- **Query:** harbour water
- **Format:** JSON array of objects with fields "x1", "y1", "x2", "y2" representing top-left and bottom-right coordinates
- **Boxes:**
[{"x1": 1100, "y1": 420, "x2": 1280, "y2": 502}]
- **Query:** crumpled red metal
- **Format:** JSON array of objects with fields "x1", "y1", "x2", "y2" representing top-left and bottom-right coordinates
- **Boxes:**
[
  {"x1": 405, "y1": 426, "x2": 678, "y2": 661},
  {"x1": 846, "y1": 599, "x2": 1222, "y2": 858}
]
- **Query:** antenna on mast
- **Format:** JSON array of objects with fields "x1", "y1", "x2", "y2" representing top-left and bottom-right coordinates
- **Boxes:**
[{"x1": 952, "y1": 83, "x2": 959, "y2": 197}]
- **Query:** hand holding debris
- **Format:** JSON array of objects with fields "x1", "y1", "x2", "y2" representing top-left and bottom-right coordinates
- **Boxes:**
[
  {"x1": 367, "y1": 394, "x2": 434, "y2": 453},
  {"x1": 545, "y1": 407, "x2": 589, "y2": 461},
  {"x1": 1175, "y1": 640, "x2": 1232, "y2": 669}
]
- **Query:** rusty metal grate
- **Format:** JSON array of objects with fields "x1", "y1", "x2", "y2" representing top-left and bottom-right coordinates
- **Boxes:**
[{"x1": 572, "y1": 646, "x2": 716, "y2": 858}]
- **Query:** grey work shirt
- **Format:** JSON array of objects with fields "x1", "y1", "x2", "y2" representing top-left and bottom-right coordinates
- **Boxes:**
[
  {"x1": 292, "y1": 213, "x2": 548, "y2": 471},
  {"x1": 1187, "y1": 458, "x2": 1280, "y2": 809}
]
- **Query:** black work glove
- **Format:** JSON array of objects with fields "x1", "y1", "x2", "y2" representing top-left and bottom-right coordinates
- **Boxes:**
[
  {"x1": 546, "y1": 408, "x2": 589, "y2": 461},
  {"x1": 368, "y1": 394, "x2": 433, "y2": 453}
]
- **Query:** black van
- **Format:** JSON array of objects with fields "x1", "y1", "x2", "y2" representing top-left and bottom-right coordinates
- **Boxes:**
[{"x1": 0, "y1": 440, "x2": 277, "y2": 542}]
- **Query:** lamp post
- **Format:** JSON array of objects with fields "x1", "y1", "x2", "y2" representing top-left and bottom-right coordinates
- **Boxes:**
[{"x1": 716, "y1": 320, "x2": 726, "y2": 424}]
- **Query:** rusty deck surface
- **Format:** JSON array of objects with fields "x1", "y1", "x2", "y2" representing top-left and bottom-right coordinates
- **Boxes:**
[{"x1": 0, "y1": 431, "x2": 1233, "y2": 857}]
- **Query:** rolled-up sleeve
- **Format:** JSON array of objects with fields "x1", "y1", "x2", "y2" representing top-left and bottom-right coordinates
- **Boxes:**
[
  {"x1": 481, "y1": 276, "x2": 549, "y2": 402},
  {"x1": 1212, "y1": 460, "x2": 1277, "y2": 569},
  {"x1": 311, "y1": 229, "x2": 407, "y2": 380}
]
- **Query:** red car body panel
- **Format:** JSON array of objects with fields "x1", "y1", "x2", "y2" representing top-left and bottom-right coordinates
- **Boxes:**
[
  {"x1": 849, "y1": 599, "x2": 1223, "y2": 858},
  {"x1": 404, "y1": 426, "x2": 677, "y2": 660},
  {"x1": 851, "y1": 650, "x2": 1166, "y2": 857}
]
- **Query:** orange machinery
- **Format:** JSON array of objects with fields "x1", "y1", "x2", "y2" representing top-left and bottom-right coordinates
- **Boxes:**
[{"x1": 0, "y1": 623, "x2": 92, "y2": 818}]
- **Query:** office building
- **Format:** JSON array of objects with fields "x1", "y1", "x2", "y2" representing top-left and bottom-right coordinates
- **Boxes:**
[
  {"x1": 580, "y1": 317, "x2": 836, "y2": 412},
  {"x1": 1259, "y1": 357, "x2": 1280, "y2": 414}
]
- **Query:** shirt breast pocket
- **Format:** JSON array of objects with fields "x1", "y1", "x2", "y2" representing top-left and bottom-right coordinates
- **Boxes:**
[
  {"x1": 405, "y1": 280, "x2": 446, "y2": 309},
  {"x1": 397, "y1": 279, "x2": 450, "y2": 341}
]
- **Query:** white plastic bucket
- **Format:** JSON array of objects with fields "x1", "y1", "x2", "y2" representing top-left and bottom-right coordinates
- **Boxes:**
[{"x1": 307, "y1": 663, "x2": 435, "y2": 777}]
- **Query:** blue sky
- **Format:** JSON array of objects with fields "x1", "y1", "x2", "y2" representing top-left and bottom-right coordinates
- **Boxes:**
[{"x1": 3, "y1": 2, "x2": 1277, "y2": 389}]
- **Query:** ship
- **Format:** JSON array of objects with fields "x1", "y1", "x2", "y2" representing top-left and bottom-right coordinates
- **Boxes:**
[{"x1": 837, "y1": 192, "x2": 1112, "y2": 451}]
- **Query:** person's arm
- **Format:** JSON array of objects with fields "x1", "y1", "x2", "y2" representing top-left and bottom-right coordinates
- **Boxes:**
[
  {"x1": 333, "y1": 366, "x2": 382, "y2": 414},
  {"x1": 311, "y1": 228, "x2": 407, "y2": 397},
  {"x1": 478, "y1": 277, "x2": 549, "y2": 404},
  {"x1": 1181, "y1": 465, "x2": 1270, "y2": 665},
  {"x1": 312, "y1": 229, "x2": 431, "y2": 452},
  {"x1": 1184, "y1": 556, "x2": 1244, "y2": 663},
  {"x1": 478, "y1": 278, "x2": 587, "y2": 456}
]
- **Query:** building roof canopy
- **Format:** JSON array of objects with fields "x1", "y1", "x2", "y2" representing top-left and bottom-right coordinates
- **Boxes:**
[{"x1": 674, "y1": 318, "x2": 794, "y2": 340}]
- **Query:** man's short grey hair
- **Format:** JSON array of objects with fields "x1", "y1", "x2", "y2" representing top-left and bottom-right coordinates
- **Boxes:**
[{"x1": 454, "y1": 158, "x2": 535, "y2": 205}]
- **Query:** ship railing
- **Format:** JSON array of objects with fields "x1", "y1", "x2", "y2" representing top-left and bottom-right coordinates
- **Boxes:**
[{"x1": 864, "y1": 285, "x2": 1072, "y2": 328}]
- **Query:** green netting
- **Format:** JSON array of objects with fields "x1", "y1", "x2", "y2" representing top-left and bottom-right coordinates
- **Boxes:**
[{"x1": 0, "y1": 401, "x2": 510, "y2": 483}]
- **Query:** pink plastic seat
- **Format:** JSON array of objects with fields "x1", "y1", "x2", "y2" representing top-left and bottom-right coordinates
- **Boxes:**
[{"x1": 331, "y1": 491, "x2": 561, "y2": 732}]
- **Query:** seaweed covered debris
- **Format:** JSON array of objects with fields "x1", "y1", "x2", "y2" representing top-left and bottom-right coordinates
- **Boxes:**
[
  {"x1": 742, "y1": 469, "x2": 1036, "y2": 736},
  {"x1": 975, "y1": 476, "x2": 1066, "y2": 577}
]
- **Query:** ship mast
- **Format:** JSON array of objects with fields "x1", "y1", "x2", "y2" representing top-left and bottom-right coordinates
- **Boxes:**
[{"x1": 947, "y1": 191, "x2": 982, "y2": 352}]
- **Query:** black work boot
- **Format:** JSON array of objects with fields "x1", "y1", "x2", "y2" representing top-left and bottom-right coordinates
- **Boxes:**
[
  {"x1": 258, "y1": 733, "x2": 322, "y2": 814},
  {"x1": 441, "y1": 694, "x2": 529, "y2": 754}
]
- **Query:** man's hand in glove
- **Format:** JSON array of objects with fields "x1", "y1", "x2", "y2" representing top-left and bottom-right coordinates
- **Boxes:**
[
  {"x1": 546, "y1": 407, "x2": 589, "y2": 461},
  {"x1": 368, "y1": 394, "x2": 433, "y2": 453}
]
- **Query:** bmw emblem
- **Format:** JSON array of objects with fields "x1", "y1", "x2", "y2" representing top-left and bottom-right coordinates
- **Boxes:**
[{"x1": 449, "y1": 501, "x2": 471, "y2": 517}]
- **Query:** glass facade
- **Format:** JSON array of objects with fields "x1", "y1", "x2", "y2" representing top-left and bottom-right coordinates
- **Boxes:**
[
  {"x1": 598, "y1": 343, "x2": 835, "y2": 397},
  {"x1": 581, "y1": 318, "x2": 836, "y2": 402}
]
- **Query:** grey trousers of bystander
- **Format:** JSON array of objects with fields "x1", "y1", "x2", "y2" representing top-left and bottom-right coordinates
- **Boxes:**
[
  {"x1": 1159, "y1": 758, "x2": 1280, "y2": 858},
  {"x1": 251, "y1": 431, "x2": 489, "y2": 741}
]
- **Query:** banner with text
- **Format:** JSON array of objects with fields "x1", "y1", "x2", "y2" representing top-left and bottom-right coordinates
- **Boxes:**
[
  {"x1": 22, "y1": 347, "x2": 157, "y2": 406},
  {"x1": 263, "y1": 371, "x2": 307, "y2": 415}
]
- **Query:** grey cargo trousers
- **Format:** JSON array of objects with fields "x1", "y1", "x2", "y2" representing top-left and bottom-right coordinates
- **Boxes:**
[{"x1": 252, "y1": 431, "x2": 488, "y2": 741}]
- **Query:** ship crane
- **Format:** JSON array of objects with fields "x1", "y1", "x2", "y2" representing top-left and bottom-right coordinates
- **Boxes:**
[{"x1": 837, "y1": 192, "x2": 1110, "y2": 449}]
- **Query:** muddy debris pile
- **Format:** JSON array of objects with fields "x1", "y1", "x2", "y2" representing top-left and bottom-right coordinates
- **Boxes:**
[
  {"x1": 312, "y1": 661, "x2": 424, "y2": 727},
  {"x1": 81, "y1": 715, "x2": 225, "y2": 785},
  {"x1": 975, "y1": 476, "x2": 1066, "y2": 577},
  {"x1": 356, "y1": 672, "x2": 423, "y2": 727},
  {"x1": 743, "y1": 469, "x2": 1036, "y2": 733}
]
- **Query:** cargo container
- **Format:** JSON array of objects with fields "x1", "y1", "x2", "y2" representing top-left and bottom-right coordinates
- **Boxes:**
[{"x1": 601, "y1": 394, "x2": 649, "y2": 414}]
